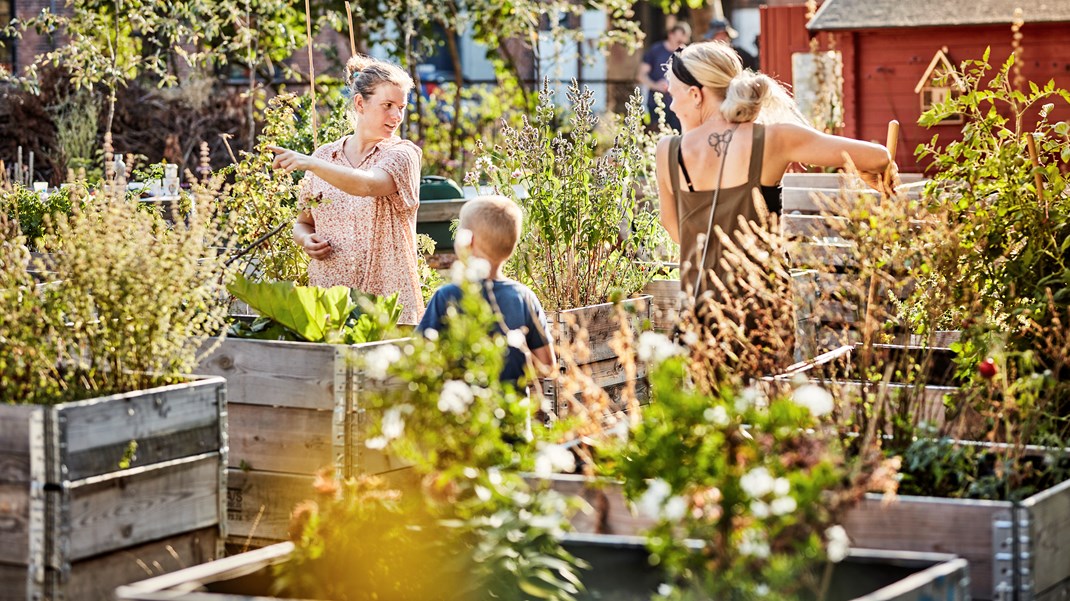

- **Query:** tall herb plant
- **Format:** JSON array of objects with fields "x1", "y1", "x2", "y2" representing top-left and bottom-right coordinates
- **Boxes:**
[{"x1": 469, "y1": 82, "x2": 669, "y2": 311}]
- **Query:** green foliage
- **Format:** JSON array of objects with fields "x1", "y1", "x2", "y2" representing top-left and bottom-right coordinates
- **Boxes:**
[
  {"x1": 410, "y1": 80, "x2": 528, "y2": 183},
  {"x1": 227, "y1": 273, "x2": 401, "y2": 344},
  {"x1": 602, "y1": 348, "x2": 874, "y2": 600},
  {"x1": 916, "y1": 52, "x2": 1070, "y2": 367},
  {"x1": 278, "y1": 261, "x2": 586, "y2": 600},
  {"x1": 470, "y1": 82, "x2": 670, "y2": 310},
  {"x1": 0, "y1": 185, "x2": 83, "y2": 249},
  {"x1": 0, "y1": 190, "x2": 231, "y2": 405}
]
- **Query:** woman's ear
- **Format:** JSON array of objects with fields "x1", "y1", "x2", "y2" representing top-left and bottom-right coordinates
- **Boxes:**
[
  {"x1": 690, "y1": 86, "x2": 703, "y2": 104},
  {"x1": 352, "y1": 94, "x2": 365, "y2": 115}
]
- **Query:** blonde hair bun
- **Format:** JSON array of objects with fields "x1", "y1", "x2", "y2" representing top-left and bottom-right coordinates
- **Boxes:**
[{"x1": 721, "y1": 72, "x2": 773, "y2": 123}]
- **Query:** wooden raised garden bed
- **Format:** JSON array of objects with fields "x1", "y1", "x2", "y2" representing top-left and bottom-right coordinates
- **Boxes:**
[
  {"x1": 0, "y1": 377, "x2": 227, "y2": 601},
  {"x1": 542, "y1": 296, "x2": 652, "y2": 412},
  {"x1": 115, "y1": 536, "x2": 969, "y2": 601},
  {"x1": 197, "y1": 338, "x2": 411, "y2": 548}
]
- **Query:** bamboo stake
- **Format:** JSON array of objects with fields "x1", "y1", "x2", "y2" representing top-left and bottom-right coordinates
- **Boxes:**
[
  {"x1": 344, "y1": 1, "x2": 357, "y2": 58},
  {"x1": 1026, "y1": 133, "x2": 1047, "y2": 219},
  {"x1": 303, "y1": 0, "x2": 318, "y2": 148}
]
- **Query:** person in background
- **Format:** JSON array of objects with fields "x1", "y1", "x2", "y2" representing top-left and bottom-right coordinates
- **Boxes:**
[
  {"x1": 654, "y1": 41, "x2": 891, "y2": 305},
  {"x1": 637, "y1": 22, "x2": 693, "y2": 132},
  {"x1": 268, "y1": 54, "x2": 424, "y2": 325},
  {"x1": 704, "y1": 18, "x2": 759, "y2": 72},
  {"x1": 418, "y1": 195, "x2": 556, "y2": 388}
]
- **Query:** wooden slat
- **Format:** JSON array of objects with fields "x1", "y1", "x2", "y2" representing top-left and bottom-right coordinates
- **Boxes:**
[
  {"x1": 1024, "y1": 477, "x2": 1070, "y2": 595},
  {"x1": 781, "y1": 172, "x2": 925, "y2": 188},
  {"x1": 63, "y1": 527, "x2": 219, "y2": 601},
  {"x1": 0, "y1": 564, "x2": 31, "y2": 600},
  {"x1": 641, "y1": 279, "x2": 681, "y2": 333},
  {"x1": 58, "y1": 379, "x2": 224, "y2": 480},
  {"x1": 0, "y1": 483, "x2": 32, "y2": 566},
  {"x1": 115, "y1": 542, "x2": 295, "y2": 600},
  {"x1": 197, "y1": 338, "x2": 339, "y2": 411},
  {"x1": 535, "y1": 477, "x2": 653, "y2": 536},
  {"x1": 416, "y1": 199, "x2": 466, "y2": 223},
  {"x1": 227, "y1": 404, "x2": 333, "y2": 474},
  {"x1": 67, "y1": 453, "x2": 222, "y2": 561},
  {"x1": 553, "y1": 296, "x2": 651, "y2": 363},
  {"x1": 843, "y1": 494, "x2": 1005, "y2": 600},
  {"x1": 227, "y1": 468, "x2": 418, "y2": 546}
]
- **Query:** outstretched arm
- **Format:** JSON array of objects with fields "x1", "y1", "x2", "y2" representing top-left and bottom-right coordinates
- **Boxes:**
[
  {"x1": 769, "y1": 123, "x2": 891, "y2": 175},
  {"x1": 268, "y1": 145, "x2": 399, "y2": 197},
  {"x1": 655, "y1": 136, "x2": 680, "y2": 243}
]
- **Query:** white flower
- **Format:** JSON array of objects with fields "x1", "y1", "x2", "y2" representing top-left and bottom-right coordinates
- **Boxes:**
[
  {"x1": 750, "y1": 500, "x2": 770, "y2": 519},
  {"x1": 825, "y1": 525, "x2": 850, "y2": 563},
  {"x1": 657, "y1": 583, "x2": 674, "y2": 597},
  {"x1": 740, "y1": 466, "x2": 775, "y2": 499},
  {"x1": 475, "y1": 156, "x2": 494, "y2": 172},
  {"x1": 506, "y1": 329, "x2": 527, "y2": 349},
  {"x1": 381, "y1": 405, "x2": 409, "y2": 439},
  {"x1": 534, "y1": 444, "x2": 576, "y2": 477},
  {"x1": 704, "y1": 405, "x2": 729, "y2": 426},
  {"x1": 755, "y1": 584, "x2": 770, "y2": 597},
  {"x1": 773, "y1": 477, "x2": 791, "y2": 497},
  {"x1": 736, "y1": 385, "x2": 769, "y2": 412},
  {"x1": 739, "y1": 529, "x2": 770, "y2": 558},
  {"x1": 364, "y1": 344, "x2": 402, "y2": 380},
  {"x1": 681, "y1": 329, "x2": 699, "y2": 346},
  {"x1": 793, "y1": 384, "x2": 834, "y2": 417},
  {"x1": 365, "y1": 436, "x2": 388, "y2": 449},
  {"x1": 438, "y1": 380, "x2": 475, "y2": 414},
  {"x1": 423, "y1": 328, "x2": 439, "y2": 341},
  {"x1": 663, "y1": 496, "x2": 688, "y2": 521},
  {"x1": 637, "y1": 331, "x2": 680, "y2": 364},
  {"x1": 770, "y1": 495, "x2": 797, "y2": 516},
  {"x1": 511, "y1": 169, "x2": 523, "y2": 180},
  {"x1": 466, "y1": 257, "x2": 491, "y2": 281},
  {"x1": 637, "y1": 478, "x2": 672, "y2": 518},
  {"x1": 455, "y1": 228, "x2": 473, "y2": 250}
]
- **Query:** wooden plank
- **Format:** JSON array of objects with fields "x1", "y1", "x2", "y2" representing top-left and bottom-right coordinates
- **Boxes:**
[
  {"x1": 535, "y1": 477, "x2": 654, "y2": 536},
  {"x1": 227, "y1": 468, "x2": 418, "y2": 546},
  {"x1": 1023, "y1": 477, "x2": 1070, "y2": 595},
  {"x1": 58, "y1": 378, "x2": 224, "y2": 480},
  {"x1": 115, "y1": 542, "x2": 295, "y2": 600},
  {"x1": 226, "y1": 470, "x2": 312, "y2": 545},
  {"x1": 781, "y1": 172, "x2": 925, "y2": 188},
  {"x1": 67, "y1": 453, "x2": 222, "y2": 561},
  {"x1": 553, "y1": 296, "x2": 651, "y2": 363},
  {"x1": 0, "y1": 564, "x2": 32, "y2": 601},
  {"x1": 227, "y1": 404, "x2": 333, "y2": 474},
  {"x1": 642, "y1": 279, "x2": 681, "y2": 333},
  {"x1": 0, "y1": 483, "x2": 32, "y2": 566},
  {"x1": 416, "y1": 199, "x2": 466, "y2": 223},
  {"x1": 0, "y1": 405, "x2": 35, "y2": 479},
  {"x1": 843, "y1": 494, "x2": 1005, "y2": 600},
  {"x1": 63, "y1": 527, "x2": 219, "y2": 601},
  {"x1": 197, "y1": 338, "x2": 339, "y2": 411}
]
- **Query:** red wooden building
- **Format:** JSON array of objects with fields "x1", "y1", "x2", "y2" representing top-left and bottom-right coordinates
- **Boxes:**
[{"x1": 760, "y1": 0, "x2": 1070, "y2": 173}]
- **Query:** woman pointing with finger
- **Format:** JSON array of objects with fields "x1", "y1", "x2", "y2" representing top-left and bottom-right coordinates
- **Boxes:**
[{"x1": 269, "y1": 54, "x2": 424, "y2": 325}]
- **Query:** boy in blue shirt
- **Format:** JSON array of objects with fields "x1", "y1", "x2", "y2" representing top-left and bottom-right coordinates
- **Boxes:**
[{"x1": 417, "y1": 195, "x2": 556, "y2": 387}]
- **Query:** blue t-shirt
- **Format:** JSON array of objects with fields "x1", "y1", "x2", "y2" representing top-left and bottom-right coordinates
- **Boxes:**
[
  {"x1": 642, "y1": 42, "x2": 674, "y2": 110},
  {"x1": 417, "y1": 280, "x2": 551, "y2": 384}
]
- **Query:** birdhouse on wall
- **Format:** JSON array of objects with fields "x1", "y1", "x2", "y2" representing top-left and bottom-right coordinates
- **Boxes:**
[{"x1": 914, "y1": 47, "x2": 963, "y2": 123}]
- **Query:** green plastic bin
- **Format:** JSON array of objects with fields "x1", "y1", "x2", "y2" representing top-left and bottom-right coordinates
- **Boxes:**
[{"x1": 418, "y1": 175, "x2": 466, "y2": 251}]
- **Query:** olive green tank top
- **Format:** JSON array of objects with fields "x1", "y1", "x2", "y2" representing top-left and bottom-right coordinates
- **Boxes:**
[{"x1": 668, "y1": 123, "x2": 770, "y2": 302}]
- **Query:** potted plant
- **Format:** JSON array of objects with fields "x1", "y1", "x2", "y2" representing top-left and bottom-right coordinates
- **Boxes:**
[{"x1": 0, "y1": 153, "x2": 230, "y2": 600}]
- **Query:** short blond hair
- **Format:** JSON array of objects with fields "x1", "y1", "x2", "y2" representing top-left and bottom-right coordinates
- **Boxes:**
[{"x1": 459, "y1": 195, "x2": 523, "y2": 263}]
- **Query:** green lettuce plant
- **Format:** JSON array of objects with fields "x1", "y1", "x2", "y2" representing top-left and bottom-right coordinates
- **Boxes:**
[{"x1": 227, "y1": 274, "x2": 401, "y2": 344}]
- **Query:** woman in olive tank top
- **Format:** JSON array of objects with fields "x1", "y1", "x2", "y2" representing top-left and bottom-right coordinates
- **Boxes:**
[{"x1": 654, "y1": 41, "x2": 891, "y2": 307}]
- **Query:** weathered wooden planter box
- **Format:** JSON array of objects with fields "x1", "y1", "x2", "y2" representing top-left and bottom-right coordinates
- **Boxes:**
[
  {"x1": 642, "y1": 279, "x2": 681, "y2": 334},
  {"x1": 542, "y1": 296, "x2": 652, "y2": 412},
  {"x1": 115, "y1": 537, "x2": 969, "y2": 601},
  {"x1": 196, "y1": 337, "x2": 411, "y2": 547},
  {"x1": 0, "y1": 377, "x2": 228, "y2": 601}
]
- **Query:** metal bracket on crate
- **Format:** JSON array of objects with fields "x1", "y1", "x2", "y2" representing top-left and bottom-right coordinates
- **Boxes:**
[
  {"x1": 993, "y1": 509, "x2": 1017, "y2": 601},
  {"x1": 332, "y1": 346, "x2": 356, "y2": 480},
  {"x1": 215, "y1": 385, "x2": 230, "y2": 559},
  {"x1": 1016, "y1": 504, "x2": 1036, "y2": 601}
]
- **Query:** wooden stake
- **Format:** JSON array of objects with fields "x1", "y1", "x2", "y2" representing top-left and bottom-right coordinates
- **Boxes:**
[
  {"x1": 303, "y1": 0, "x2": 318, "y2": 148},
  {"x1": 345, "y1": 1, "x2": 357, "y2": 58},
  {"x1": 1026, "y1": 133, "x2": 1047, "y2": 218},
  {"x1": 862, "y1": 120, "x2": 901, "y2": 367}
]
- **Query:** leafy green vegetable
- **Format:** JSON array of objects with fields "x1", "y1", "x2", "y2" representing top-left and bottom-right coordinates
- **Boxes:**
[{"x1": 227, "y1": 274, "x2": 402, "y2": 344}]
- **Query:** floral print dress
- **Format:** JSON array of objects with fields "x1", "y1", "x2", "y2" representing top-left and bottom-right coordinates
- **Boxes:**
[{"x1": 299, "y1": 136, "x2": 424, "y2": 324}]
